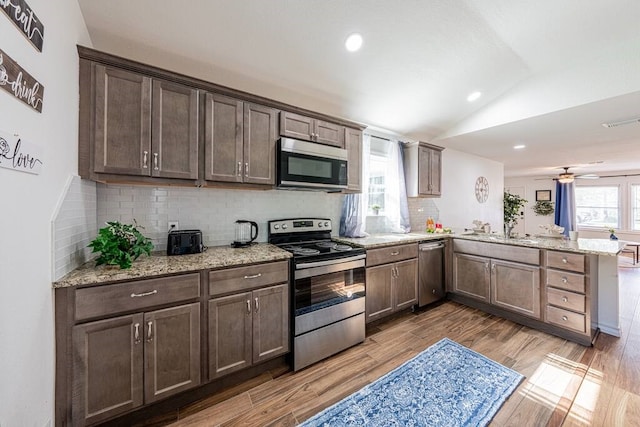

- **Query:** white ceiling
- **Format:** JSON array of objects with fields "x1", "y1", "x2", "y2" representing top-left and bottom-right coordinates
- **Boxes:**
[{"x1": 77, "y1": 0, "x2": 640, "y2": 177}]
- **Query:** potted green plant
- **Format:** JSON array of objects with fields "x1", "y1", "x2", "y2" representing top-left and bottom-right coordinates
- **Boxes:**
[
  {"x1": 608, "y1": 228, "x2": 618, "y2": 240},
  {"x1": 371, "y1": 204, "x2": 381, "y2": 215},
  {"x1": 88, "y1": 221, "x2": 154, "y2": 269},
  {"x1": 503, "y1": 191, "x2": 527, "y2": 238}
]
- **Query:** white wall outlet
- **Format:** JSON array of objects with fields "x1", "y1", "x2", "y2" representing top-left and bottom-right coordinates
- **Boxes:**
[{"x1": 168, "y1": 221, "x2": 179, "y2": 232}]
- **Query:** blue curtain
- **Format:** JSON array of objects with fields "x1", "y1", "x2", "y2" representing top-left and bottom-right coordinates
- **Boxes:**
[
  {"x1": 555, "y1": 181, "x2": 576, "y2": 236},
  {"x1": 340, "y1": 194, "x2": 368, "y2": 237}
]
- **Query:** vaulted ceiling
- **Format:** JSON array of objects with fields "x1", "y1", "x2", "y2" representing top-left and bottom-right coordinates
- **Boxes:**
[{"x1": 78, "y1": 0, "x2": 640, "y2": 177}]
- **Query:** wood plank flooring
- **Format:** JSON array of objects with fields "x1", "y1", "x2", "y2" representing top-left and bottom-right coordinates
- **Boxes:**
[{"x1": 142, "y1": 265, "x2": 640, "y2": 427}]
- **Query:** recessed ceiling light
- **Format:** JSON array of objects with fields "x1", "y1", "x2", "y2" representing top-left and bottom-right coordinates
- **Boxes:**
[
  {"x1": 345, "y1": 33, "x2": 363, "y2": 52},
  {"x1": 467, "y1": 91, "x2": 482, "y2": 102},
  {"x1": 513, "y1": 145, "x2": 526, "y2": 149}
]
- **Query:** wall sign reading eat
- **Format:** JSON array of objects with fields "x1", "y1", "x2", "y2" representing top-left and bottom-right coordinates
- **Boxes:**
[
  {"x1": 0, "y1": 48, "x2": 44, "y2": 112},
  {"x1": 0, "y1": 0, "x2": 44, "y2": 52}
]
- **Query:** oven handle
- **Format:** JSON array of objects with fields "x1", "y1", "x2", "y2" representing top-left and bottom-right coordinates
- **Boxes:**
[
  {"x1": 295, "y1": 254, "x2": 366, "y2": 270},
  {"x1": 295, "y1": 256, "x2": 366, "y2": 280}
]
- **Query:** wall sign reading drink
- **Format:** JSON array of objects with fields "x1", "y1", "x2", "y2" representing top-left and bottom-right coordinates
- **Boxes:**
[
  {"x1": 0, "y1": 0, "x2": 44, "y2": 52},
  {"x1": 0, "y1": 129, "x2": 43, "y2": 174},
  {"x1": 0, "y1": 48, "x2": 44, "y2": 112}
]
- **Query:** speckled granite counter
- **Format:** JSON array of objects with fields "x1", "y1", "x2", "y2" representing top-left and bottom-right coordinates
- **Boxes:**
[
  {"x1": 333, "y1": 232, "x2": 449, "y2": 249},
  {"x1": 454, "y1": 234, "x2": 626, "y2": 257},
  {"x1": 53, "y1": 243, "x2": 292, "y2": 288}
]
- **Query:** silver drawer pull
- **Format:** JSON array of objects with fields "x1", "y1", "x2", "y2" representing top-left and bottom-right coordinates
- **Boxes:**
[
  {"x1": 562, "y1": 277, "x2": 568, "y2": 283},
  {"x1": 255, "y1": 297, "x2": 259, "y2": 312},
  {"x1": 562, "y1": 258, "x2": 568, "y2": 263},
  {"x1": 244, "y1": 273, "x2": 262, "y2": 279},
  {"x1": 390, "y1": 251, "x2": 400, "y2": 256},
  {"x1": 562, "y1": 296, "x2": 569, "y2": 302},
  {"x1": 134, "y1": 323, "x2": 140, "y2": 344},
  {"x1": 131, "y1": 290, "x2": 158, "y2": 298},
  {"x1": 562, "y1": 316, "x2": 568, "y2": 321},
  {"x1": 146, "y1": 321, "x2": 153, "y2": 342}
]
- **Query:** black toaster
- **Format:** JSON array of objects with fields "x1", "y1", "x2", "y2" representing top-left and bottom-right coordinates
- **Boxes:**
[{"x1": 167, "y1": 230, "x2": 204, "y2": 255}]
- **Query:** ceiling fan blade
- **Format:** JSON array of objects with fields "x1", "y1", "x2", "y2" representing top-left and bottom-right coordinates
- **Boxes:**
[{"x1": 575, "y1": 174, "x2": 600, "y2": 179}]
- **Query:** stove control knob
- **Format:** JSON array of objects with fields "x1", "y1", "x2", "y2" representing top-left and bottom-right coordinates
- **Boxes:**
[
  {"x1": 318, "y1": 222, "x2": 323, "y2": 228},
  {"x1": 273, "y1": 224, "x2": 280, "y2": 230},
  {"x1": 324, "y1": 222, "x2": 330, "y2": 227},
  {"x1": 282, "y1": 224, "x2": 288, "y2": 229}
]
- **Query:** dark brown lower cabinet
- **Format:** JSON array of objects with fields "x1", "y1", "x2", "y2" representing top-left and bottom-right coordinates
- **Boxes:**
[
  {"x1": 209, "y1": 284, "x2": 289, "y2": 380},
  {"x1": 72, "y1": 303, "x2": 200, "y2": 425},
  {"x1": 365, "y1": 258, "x2": 418, "y2": 323}
]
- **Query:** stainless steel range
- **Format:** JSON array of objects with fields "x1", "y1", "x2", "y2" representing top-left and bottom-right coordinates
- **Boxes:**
[{"x1": 268, "y1": 218, "x2": 366, "y2": 371}]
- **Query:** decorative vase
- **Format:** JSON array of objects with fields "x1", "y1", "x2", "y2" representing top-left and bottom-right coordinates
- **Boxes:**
[
  {"x1": 610, "y1": 233, "x2": 618, "y2": 240},
  {"x1": 504, "y1": 223, "x2": 514, "y2": 238}
]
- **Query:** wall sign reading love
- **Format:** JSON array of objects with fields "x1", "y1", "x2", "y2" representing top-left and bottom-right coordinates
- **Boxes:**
[
  {"x1": 0, "y1": 48, "x2": 44, "y2": 112},
  {"x1": 1, "y1": 0, "x2": 44, "y2": 52},
  {"x1": 0, "y1": 129, "x2": 43, "y2": 174}
]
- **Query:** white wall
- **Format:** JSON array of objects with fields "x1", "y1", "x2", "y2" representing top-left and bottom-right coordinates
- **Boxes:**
[
  {"x1": 434, "y1": 149, "x2": 504, "y2": 233},
  {"x1": 505, "y1": 176, "x2": 556, "y2": 236},
  {"x1": 0, "y1": 2, "x2": 91, "y2": 425}
]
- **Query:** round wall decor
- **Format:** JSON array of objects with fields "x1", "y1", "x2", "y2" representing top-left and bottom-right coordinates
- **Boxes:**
[{"x1": 475, "y1": 176, "x2": 489, "y2": 203}]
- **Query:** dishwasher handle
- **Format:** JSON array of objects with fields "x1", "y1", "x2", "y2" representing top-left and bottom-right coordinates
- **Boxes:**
[{"x1": 419, "y1": 242, "x2": 445, "y2": 251}]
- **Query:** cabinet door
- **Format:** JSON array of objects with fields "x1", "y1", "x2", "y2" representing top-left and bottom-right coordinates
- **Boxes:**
[
  {"x1": 429, "y1": 148, "x2": 442, "y2": 196},
  {"x1": 417, "y1": 145, "x2": 432, "y2": 195},
  {"x1": 491, "y1": 260, "x2": 541, "y2": 319},
  {"x1": 244, "y1": 103, "x2": 278, "y2": 185},
  {"x1": 209, "y1": 292, "x2": 252, "y2": 380},
  {"x1": 72, "y1": 314, "x2": 144, "y2": 425},
  {"x1": 452, "y1": 253, "x2": 491, "y2": 302},
  {"x1": 144, "y1": 303, "x2": 201, "y2": 404},
  {"x1": 365, "y1": 264, "x2": 394, "y2": 322},
  {"x1": 315, "y1": 120, "x2": 345, "y2": 147},
  {"x1": 345, "y1": 128, "x2": 362, "y2": 192},
  {"x1": 394, "y1": 258, "x2": 418, "y2": 311},
  {"x1": 205, "y1": 93, "x2": 244, "y2": 182},
  {"x1": 252, "y1": 284, "x2": 290, "y2": 363},
  {"x1": 151, "y1": 80, "x2": 199, "y2": 179},
  {"x1": 280, "y1": 111, "x2": 314, "y2": 141},
  {"x1": 94, "y1": 65, "x2": 151, "y2": 176}
]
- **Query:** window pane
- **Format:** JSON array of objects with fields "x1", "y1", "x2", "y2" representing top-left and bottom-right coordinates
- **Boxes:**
[
  {"x1": 633, "y1": 185, "x2": 640, "y2": 231},
  {"x1": 368, "y1": 154, "x2": 387, "y2": 214},
  {"x1": 575, "y1": 186, "x2": 619, "y2": 228}
]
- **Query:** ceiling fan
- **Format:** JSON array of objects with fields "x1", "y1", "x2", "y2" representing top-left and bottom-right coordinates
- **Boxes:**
[{"x1": 556, "y1": 167, "x2": 600, "y2": 183}]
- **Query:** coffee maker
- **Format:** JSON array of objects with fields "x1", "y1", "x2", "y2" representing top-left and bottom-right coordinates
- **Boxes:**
[{"x1": 232, "y1": 220, "x2": 258, "y2": 248}]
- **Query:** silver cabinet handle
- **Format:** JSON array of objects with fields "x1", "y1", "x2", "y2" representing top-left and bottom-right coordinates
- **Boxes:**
[
  {"x1": 562, "y1": 277, "x2": 568, "y2": 283},
  {"x1": 245, "y1": 162, "x2": 249, "y2": 176},
  {"x1": 254, "y1": 297, "x2": 259, "y2": 312},
  {"x1": 491, "y1": 263, "x2": 496, "y2": 271},
  {"x1": 143, "y1": 151, "x2": 148, "y2": 168},
  {"x1": 390, "y1": 251, "x2": 400, "y2": 256},
  {"x1": 134, "y1": 323, "x2": 140, "y2": 344},
  {"x1": 562, "y1": 316, "x2": 568, "y2": 321},
  {"x1": 432, "y1": 289, "x2": 437, "y2": 294},
  {"x1": 562, "y1": 258, "x2": 568, "y2": 264},
  {"x1": 146, "y1": 321, "x2": 153, "y2": 343},
  {"x1": 485, "y1": 262, "x2": 489, "y2": 272},
  {"x1": 131, "y1": 290, "x2": 158, "y2": 298},
  {"x1": 562, "y1": 296, "x2": 569, "y2": 302},
  {"x1": 246, "y1": 299, "x2": 251, "y2": 314},
  {"x1": 237, "y1": 161, "x2": 242, "y2": 176},
  {"x1": 244, "y1": 273, "x2": 262, "y2": 279},
  {"x1": 153, "y1": 152, "x2": 159, "y2": 170}
]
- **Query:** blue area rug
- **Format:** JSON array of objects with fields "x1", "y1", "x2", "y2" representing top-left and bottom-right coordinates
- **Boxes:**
[{"x1": 300, "y1": 338, "x2": 524, "y2": 426}]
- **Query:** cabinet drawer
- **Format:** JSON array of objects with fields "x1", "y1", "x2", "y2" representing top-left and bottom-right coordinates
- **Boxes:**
[
  {"x1": 546, "y1": 251, "x2": 585, "y2": 273},
  {"x1": 546, "y1": 305, "x2": 586, "y2": 333},
  {"x1": 546, "y1": 269, "x2": 585, "y2": 293},
  {"x1": 453, "y1": 239, "x2": 539, "y2": 265},
  {"x1": 209, "y1": 261, "x2": 289, "y2": 296},
  {"x1": 75, "y1": 273, "x2": 201, "y2": 321},
  {"x1": 366, "y1": 244, "x2": 418, "y2": 267},
  {"x1": 547, "y1": 288, "x2": 586, "y2": 313}
]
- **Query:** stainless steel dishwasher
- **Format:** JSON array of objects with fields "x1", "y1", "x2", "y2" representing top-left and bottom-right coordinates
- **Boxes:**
[{"x1": 418, "y1": 241, "x2": 445, "y2": 307}]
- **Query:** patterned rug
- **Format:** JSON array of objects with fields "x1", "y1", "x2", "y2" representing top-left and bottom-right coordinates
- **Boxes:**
[{"x1": 300, "y1": 338, "x2": 524, "y2": 426}]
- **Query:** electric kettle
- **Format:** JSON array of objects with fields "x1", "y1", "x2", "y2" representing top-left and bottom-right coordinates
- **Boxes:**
[{"x1": 232, "y1": 220, "x2": 258, "y2": 247}]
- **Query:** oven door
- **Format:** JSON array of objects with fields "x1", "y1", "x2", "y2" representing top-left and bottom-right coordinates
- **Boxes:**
[
  {"x1": 293, "y1": 256, "x2": 365, "y2": 318},
  {"x1": 277, "y1": 138, "x2": 348, "y2": 190}
]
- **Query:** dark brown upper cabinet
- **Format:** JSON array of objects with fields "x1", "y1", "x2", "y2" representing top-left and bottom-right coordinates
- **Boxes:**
[
  {"x1": 403, "y1": 142, "x2": 444, "y2": 197},
  {"x1": 280, "y1": 111, "x2": 345, "y2": 148},
  {"x1": 88, "y1": 64, "x2": 199, "y2": 181},
  {"x1": 204, "y1": 93, "x2": 278, "y2": 185}
]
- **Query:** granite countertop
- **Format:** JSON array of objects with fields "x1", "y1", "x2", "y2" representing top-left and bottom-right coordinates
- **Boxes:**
[
  {"x1": 333, "y1": 232, "x2": 450, "y2": 249},
  {"x1": 53, "y1": 243, "x2": 292, "y2": 288}
]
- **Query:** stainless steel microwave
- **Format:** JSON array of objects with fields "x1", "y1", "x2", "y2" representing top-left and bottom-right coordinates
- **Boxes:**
[{"x1": 277, "y1": 137, "x2": 348, "y2": 190}]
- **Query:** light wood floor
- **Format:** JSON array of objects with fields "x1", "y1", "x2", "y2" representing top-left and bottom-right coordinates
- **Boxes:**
[{"x1": 151, "y1": 264, "x2": 640, "y2": 427}]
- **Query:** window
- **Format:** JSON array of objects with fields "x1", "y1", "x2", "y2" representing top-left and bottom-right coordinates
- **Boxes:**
[
  {"x1": 575, "y1": 186, "x2": 619, "y2": 229},
  {"x1": 367, "y1": 136, "x2": 391, "y2": 215},
  {"x1": 633, "y1": 185, "x2": 640, "y2": 231}
]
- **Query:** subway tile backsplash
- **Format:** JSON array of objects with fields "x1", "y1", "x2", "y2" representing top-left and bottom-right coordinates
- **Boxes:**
[{"x1": 97, "y1": 184, "x2": 345, "y2": 250}]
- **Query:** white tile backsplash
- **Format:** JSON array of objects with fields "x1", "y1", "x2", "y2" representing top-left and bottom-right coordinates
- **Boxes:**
[
  {"x1": 52, "y1": 176, "x2": 97, "y2": 280},
  {"x1": 97, "y1": 184, "x2": 345, "y2": 250}
]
